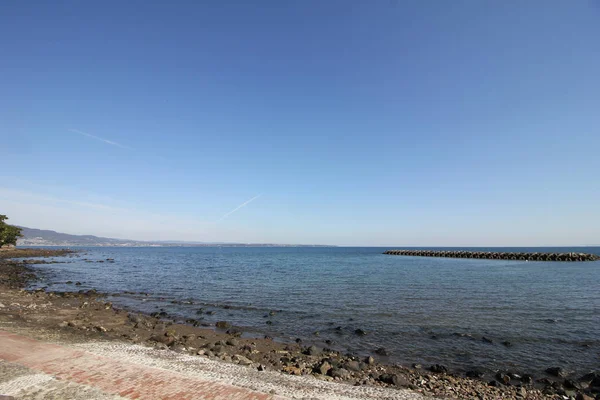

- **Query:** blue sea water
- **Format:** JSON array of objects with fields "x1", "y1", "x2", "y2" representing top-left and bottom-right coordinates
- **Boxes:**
[{"x1": 28, "y1": 246, "x2": 600, "y2": 376}]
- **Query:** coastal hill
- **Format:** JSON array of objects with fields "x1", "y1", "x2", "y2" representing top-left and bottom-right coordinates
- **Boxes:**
[{"x1": 16, "y1": 227, "x2": 331, "y2": 248}]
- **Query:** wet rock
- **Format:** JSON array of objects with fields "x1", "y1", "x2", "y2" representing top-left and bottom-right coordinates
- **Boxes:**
[
  {"x1": 430, "y1": 364, "x2": 448, "y2": 373},
  {"x1": 365, "y1": 356, "x2": 375, "y2": 365},
  {"x1": 378, "y1": 373, "x2": 410, "y2": 387},
  {"x1": 521, "y1": 374, "x2": 533, "y2": 384},
  {"x1": 354, "y1": 328, "x2": 367, "y2": 336},
  {"x1": 495, "y1": 372, "x2": 511, "y2": 385},
  {"x1": 226, "y1": 338, "x2": 239, "y2": 346},
  {"x1": 576, "y1": 393, "x2": 594, "y2": 400},
  {"x1": 488, "y1": 380, "x2": 499, "y2": 387},
  {"x1": 516, "y1": 387, "x2": 527, "y2": 397},
  {"x1": 564, "y1": 378, "x2": 581, "y2": 389},
  {"x1": 501, "y1": 340, "x2": 512, "y2": 347},
  {"x1": 466, "y1": 370, "x2": 485, "y2": 378},
  {"x1": 215, "y1": 321, "x2": 231, "y2": 329},
  {"x1": 482, "y1": 336, "x2": 493, "y2": 344},
  {"x1": 546, "y1": 367, "x2": 567, "y2": 377},
  {"x1": 295, "y1": 338, "x2": 302, "y2": 343},
  {"x1": 375, "y1": 347, "x2": 389, "y2": 356}
]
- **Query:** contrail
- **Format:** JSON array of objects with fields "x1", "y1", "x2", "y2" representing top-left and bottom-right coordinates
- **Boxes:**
[
  {"x1": 217, "y1": 194, "x2": 262, "y2": 222},
  {"x1": 69, "y1": 128, "x2": 133, "y2": 150}
]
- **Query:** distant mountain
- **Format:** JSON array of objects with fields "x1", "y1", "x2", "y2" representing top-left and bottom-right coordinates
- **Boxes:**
[
  {"x1": 17, "y1": 227, "x2": 145, "y2": 247},
  {"x1": 16, "y1": 227, "x2": 333, "y2": 247}
]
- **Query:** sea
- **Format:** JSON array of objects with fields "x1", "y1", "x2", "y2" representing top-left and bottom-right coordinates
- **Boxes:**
[{"x1": 25, "y1": 246, "x2": 600, "y2": 377}]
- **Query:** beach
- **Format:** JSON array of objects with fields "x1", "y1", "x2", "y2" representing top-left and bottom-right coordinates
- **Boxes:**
[{"x1": 2, "y1": 249, "x2": 596, "y2": 399}]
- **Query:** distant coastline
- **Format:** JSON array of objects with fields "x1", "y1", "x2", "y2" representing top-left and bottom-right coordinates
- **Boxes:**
[{"x1": 16, "y1": 226, "x2": 335, "y2": 248}]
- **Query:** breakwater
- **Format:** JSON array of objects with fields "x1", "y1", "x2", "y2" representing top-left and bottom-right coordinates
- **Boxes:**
[{"x1": 383, "y1": 249, "x2": 600, "y2": 261}]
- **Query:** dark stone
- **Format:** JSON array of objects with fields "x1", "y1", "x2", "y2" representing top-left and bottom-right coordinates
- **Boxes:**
[
  {"x1": 488, "y1": 380, "x2": 499, "y2": 387},
  {"x1": 295, "y1": 338, "x2": 302, "y2": 343},
  {"x1": 378, "y1": 373, "x2": 410, "y2": 387},
  {"x1": 375, "y1": 347, "x2": 389, "y2": 356},
  {"x1": 495, "y1": 372, "x2": 511, "y2": 385},
  {"x1": 354, "y1": 329, "x2": 367, "y2": 336},
  {"x1": 266, "y1": 320, "x2": 273, "y2": 325},
  {"x1": 564, "y1": 379, "x2": 581, "y2": 389},
  {"x1": 257, "y1": 364, "x2": 266, "y2": 371},
  {"x1": 303, "y1": 345, "x2": 321, "y2": 356},
  {"x1": 546, "y1": 367, "x2": 567, "y2": 377},
  {"x1": 521, "y1": 374, "x2": 533, "y2": 384},
  {"x1": 345, "y1": 360, "x2": 361, "y2": 372},
  {"x1": 482, "y1": 336, "x2": 494, "y2": 344},
  {"x1": 429, "y1": 364, "x2": 448, "y2": 373},
  {"x1": 502, "y1": 341, "x2": 512, "y2": 347},
  {"x1": 329, "y1": 367, "x2": 350, "y2": 379},
  {"x1": 215, "y1": 321, "x2": 231, "y2": 329},
  {"x1": 466, "y1": 370, "x2": 485, "y2": 378}
]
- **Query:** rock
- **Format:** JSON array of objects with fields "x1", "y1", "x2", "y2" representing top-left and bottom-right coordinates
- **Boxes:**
[
  {"x1": 304, "y1": 345, "x2": 321, "y2": 356},
  {"x1": 375, "y1": 347, "x2": 389, "y2": 356},
  {"x1": 546, "y1": 367, "x2": 566, "y2": 377},
  {"x1": 516, "y1": 387, "x2": 527, "y2": 397},
  {"x1": 521, "y1": 374, "x2": 533, "y2": 384},
  {"x1": 430, "y1": 364, "x2": 448, "y2": 373},
  {"x1": 564, "y1": 378, "x2": 581, "y2": 389},
  {"x1": 215, "y1": 321, "x2": 231, "y2": 329},
  {"x1": 495, "y1": 372, "x2": 511, "y2": 385},
  {"x1": 482, "y1": 336, "x2": 493, "y2": 344},
  {"x1": 149, "y1": 334, "x2": 174, "y2": 346},
  {"x1": 345, "y1": 360, "x2": 362, "y2": 372},
  {"x1": 197, "y1": 349, "x2": 206, "y2": 355},
  {"x1": 378, "y1": 373, "x2": 410, "y2": 387},
  {"x1": 317, "y1": 361, "x2": 332, "y2": 375},
  {"x1": 466, "y1": 370, "x2": 485, "y2": 378},
  {"x1": 488, "y1": 380, "x2": 499, "y2": 387},
  {"x1": 576, "y1": 393, "x2": 594, "y2": 400},
  {"x1": 257, "y1": 365, "x2": 266, "y2": 371},
  {"x1": 354, "y1": 329, "x2": 367, "y2": 336},
  {"x1": 226, "y1": 338, "x2": 239, "y2": 346},
  {"x1": 411, "y1": 363, "x2": 422, "y2": 369},
  {"x1": 283, "y1": 366, "x2": 302, "y2": 375},
  {"x1": 58, "y1": 321, "x2": 69, "y2": 328},
  {"x1": 233, "y1": 355, "x2": 253, "y2": 366},
  {"x1": 365, "y1": 356, "x2": 375, "y2": 365},
  {"x1": 329, "y1": 367, "x2": 350, "y2": 379},
  {"x1": 295, "y1": 338, "x2": 302, "y2": 343},
  {"x1": 502, "y1": 341, "x2": 512, "y2": 347}
]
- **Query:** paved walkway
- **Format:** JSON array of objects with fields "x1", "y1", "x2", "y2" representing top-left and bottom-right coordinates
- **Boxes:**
[
  {"x1": 0, "y1": 331, "x2": 277, "y2": 399},
  {"x1": 0, "y1": 330, "x2": 430, "y2": 400}
]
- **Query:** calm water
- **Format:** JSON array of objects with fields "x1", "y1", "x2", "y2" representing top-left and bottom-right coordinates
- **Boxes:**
[{"x1": 28, "y1": 246, "x2": 600, "y2": 376}]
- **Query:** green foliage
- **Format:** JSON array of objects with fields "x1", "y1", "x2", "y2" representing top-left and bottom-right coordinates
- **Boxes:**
[{"x1": 0, "y1": 214, "x2": 23, "y2": 247}]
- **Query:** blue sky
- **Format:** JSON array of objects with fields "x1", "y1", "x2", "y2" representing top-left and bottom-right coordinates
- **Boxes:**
[{"x1": 1, "y1": 1, "x2": 599, "y2": 246}]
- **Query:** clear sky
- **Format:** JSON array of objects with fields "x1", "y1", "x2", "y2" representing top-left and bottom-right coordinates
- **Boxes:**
[{"x1": 1, "y1": 1, "x2": 599, "y2": 246}]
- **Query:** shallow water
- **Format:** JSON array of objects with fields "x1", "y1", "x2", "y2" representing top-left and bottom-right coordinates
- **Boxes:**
[{"x1": 29, "y1": 246, "x2": 600, "y2": 376}]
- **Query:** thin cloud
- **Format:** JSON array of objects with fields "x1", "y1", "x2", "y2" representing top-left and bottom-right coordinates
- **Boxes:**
[
  {"x1": 217, "y1": 194, "x2": 262, "y2": 222},
  {"x1": 69, "y1": 128, "x2": 133, "y2": 150}
]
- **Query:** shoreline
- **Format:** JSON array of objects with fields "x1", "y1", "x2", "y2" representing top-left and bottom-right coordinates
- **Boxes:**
[{"x1": 1, "y1": 249, "x2": 598, "y2": 399}]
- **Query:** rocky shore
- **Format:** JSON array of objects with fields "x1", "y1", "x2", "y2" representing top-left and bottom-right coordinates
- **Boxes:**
[{"x1": 1, "y1": 249, "x2": 599, "y2": 400}]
